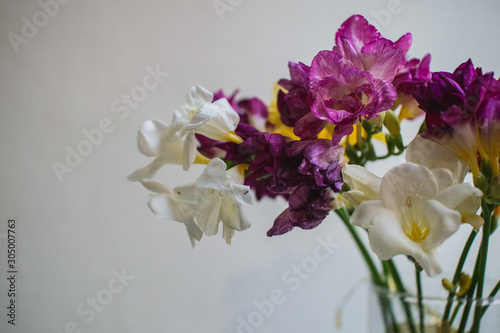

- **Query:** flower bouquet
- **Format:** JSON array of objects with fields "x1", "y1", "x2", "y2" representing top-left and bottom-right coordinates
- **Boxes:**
[{"x1": 128, "y1": 15, "x2": 500, "y2": 333}]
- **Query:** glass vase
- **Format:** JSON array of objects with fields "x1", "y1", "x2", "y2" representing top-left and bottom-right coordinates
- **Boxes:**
[{"x1": 368, "y1": 284, "x2": 500, "y2": 333}]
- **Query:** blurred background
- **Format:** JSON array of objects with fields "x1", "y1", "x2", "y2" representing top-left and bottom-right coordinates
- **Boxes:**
[{"x1": 1, "y1": 0, "x2": 500, "y2": 332}]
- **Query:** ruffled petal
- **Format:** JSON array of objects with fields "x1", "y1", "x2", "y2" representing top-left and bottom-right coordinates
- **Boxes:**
[{"x1": 361, "y1": 39, "x2": 404, "y2": 81}]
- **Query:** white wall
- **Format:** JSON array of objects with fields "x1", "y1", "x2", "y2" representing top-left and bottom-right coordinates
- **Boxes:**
[{"x1": 1, "y1": 0, "x2": 500, "y2": 332}]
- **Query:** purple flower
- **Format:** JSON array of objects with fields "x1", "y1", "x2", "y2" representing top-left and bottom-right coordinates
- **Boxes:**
[
  {"x1": 333, "y1": 14, "x2": 410, "y2": 81},
  {"x1": 476, "y1": 79, "x2": 500, "y2": 177},
  {"x1": 309, "y1": 51, "x2": 397, "y2": 143},
  {"x1": 267, "y1": 185, "x2": 337, "y2": 236},
  {"x1": 277, "y1": 62, "x2": 326, "y2": 139},
  {"x1": 277, "y1": 14, "x2": 409, "y2": 143},
  {"x1": 415, "y1": 59, "x2": 496, "y2": 177},
  {"x1": 392, "y1": 54, "x2": 432, "y2": 119},
  {"x1": 265, "y1": 139, "x2": 345, "y2": 236},
  {"x1": 238, "y1": 132, "x2": 290, "y2": 200},
  {"x1": 287, "y1": 139, "x2": 345, "y2": 191}
]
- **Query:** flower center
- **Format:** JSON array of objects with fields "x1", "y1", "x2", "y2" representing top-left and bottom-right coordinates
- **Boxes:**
[{"x1": 401, "y1": 196, "x2": 430, "y2": 243}]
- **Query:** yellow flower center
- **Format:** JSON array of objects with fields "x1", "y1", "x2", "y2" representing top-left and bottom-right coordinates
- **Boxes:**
[{"x1": 401, "y1": 196, "x2": 430, "y2": 243}]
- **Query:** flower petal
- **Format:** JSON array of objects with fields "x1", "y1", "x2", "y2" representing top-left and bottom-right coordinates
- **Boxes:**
[
  {"x1": 420, "y1": 199, "x2": 461, "y2": 251},
  {"x1": 183, "y1": 131, "x2": 197, "y2": 171},
  {"x1": 380, "y1": 163, "x2": 438, "y2": 210},
  {"x1": 184, "y1": 85, "x2": 213, "y2": 112},
  {"x1": 431, "y1": 168, "x2": 457, "y2": 190},
  {"x1": 195, "y1": 158, "x2": 231, "y2": 191},
  {"x1": 127, "y1": 157, "x2": 168, "y2": 181},
  {"x1": 342, "y1": 164, "x2": 381, "y2": 206},
  {"x1": 350, "y1": 200, "x2": 386, "y2": 229},
  {"x1": 137, "y1": 119, "x2": 168, "y2": 157},
  {"x1": 436, "y1": 183, "x2": 482, "y2": 213},
  {"x1": 406, "y1": 135, "x2": 468, "y2": 182}
]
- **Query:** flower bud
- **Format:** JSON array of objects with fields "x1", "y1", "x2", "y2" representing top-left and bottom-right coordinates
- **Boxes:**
[
  {"x1": 442, "y1": 279, "x2": 455, "y2": 292},
  {"x1": 485, "y1": 176, "x2": 500, "y2": 205},
  {"x1": 456, "y1": 273, "x2": 472, "y2": 297},
  {"x1": 383, "y1": 110, "x2": 401, "y2": 138}
]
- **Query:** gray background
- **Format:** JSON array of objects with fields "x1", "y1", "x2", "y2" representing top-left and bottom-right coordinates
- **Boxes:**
[{"x1": 1, "y1": 0, "x2": 500, "y2": 332}]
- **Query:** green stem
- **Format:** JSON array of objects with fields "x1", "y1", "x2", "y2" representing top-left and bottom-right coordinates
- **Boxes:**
[
  {"x1": 441, "y1": 230, "x2": 477, "y2": 327},
  {"x1": 457, "y1": 240, "x2": 482, "y2": 333},
  {"x1": 416, "y1": 267, "x2": 425, "y2": 333},
  {"x1": 449, "y1": 301, "x2": 463, "y2": 327},
  {"x1": 470, "y1": 203, "x2": 492, "y2": 333},
  {"x1": 335, "y1": 208, "x2": 399, "y2": 332},
  {"x1": 335, "y1": 208, "x2": 383, "y2": 286},
  {"x1": 480, "y1": 279, "x2": 500, "y2": 319},
  {"x1": 386, "y1": 260, "x2": 417, "y2": 333}
]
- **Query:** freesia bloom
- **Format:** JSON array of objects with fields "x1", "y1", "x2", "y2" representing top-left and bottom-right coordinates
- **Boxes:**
[
  {"x1": 142, "y1": 158, "x2": 252, "y2": 245},
  {"x1": 333, "y1": 14, "x2": 410, "y2": 82},
  {"x1": 414, "y1": 59, "x2": 495, "y2": 177},
  {"x1": 139, "y1": 180, "x2": 203, "y2": 247},
  {"x1": 475, "y1": 80, "x2": 500, "y2": 178},
  {"x1": 276, "y1": 14, "x2": 416, "y2": 143},
  {"x1": 309, "y1": 51, "x2": 397, "y2": 144},
  {"x1": 405, "y1": 135, "x2": 468, "y2": 183},
  {"x1": 391, "y1": 54, "x2": 432, "y2": 120},
  {"x1": 350, "y1": 163, "x2": 481, "y2": 276},
  {"x1": 127, "y1": 115, "x2": 210, "y2": 181},
  {"x1": 180, "y1": 85, "x2": 243, "y2": 171},
  {"x1": 342, "y1": 164, "x2": 381, "y2": 206},
  {"x1": 266, "y1": 139, "x2": 345, "y2": 236}
]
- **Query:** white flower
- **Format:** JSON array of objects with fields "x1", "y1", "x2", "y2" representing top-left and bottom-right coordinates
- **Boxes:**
[
  {"x1": 351, "y1": 163, "x2": 481, "y2": 276},
  {"x1": 127, "y1": 114, "x2": 211, "y2": 181},
  {"x1": 180, "y1": 85, "x2": 243, "y2": 171},
  {"x1": 342, "y1": 164, "x2": 381, "y2": 206},
  {"x1": 141, "y1": 158, "x2": 252, "y2": 245},
  {"x1": 406, "y1": 135, "x2": 468, "y2": 183},
  {"x1": 406, "y1": 135, "x2": 483, "y2": 230},
  {"x1": 179, "y1": 158, "x2": 252, "y2": 244},
  {"x1": 139, "y1": 180, "x2": 203, "y2": 247}
]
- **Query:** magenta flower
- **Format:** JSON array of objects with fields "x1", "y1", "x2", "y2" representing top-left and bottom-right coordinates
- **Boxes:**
[
  {"x1": 392, "y1": 54, "x2": 432, "y2": 119},
  {"x1": 309, "y1": 51, "x2": 397, "y2": 143},
  {"x1": 333, "y1": 14, "x2": 410, "y2": 81},
  {"x1": 277, "y1": 14, "x2": 411, "y2": 143}
]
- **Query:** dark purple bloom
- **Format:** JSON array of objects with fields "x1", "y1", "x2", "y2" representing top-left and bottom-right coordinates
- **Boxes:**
[
  {"x1": 277, "y1": 62, "x2": 326, "y2": 139},
  {"x1": 237, "y1": 132, "x2": 290, "y2": 200},
  {"x1": 475, "y1": 79, "x2": 500, "y2": 173},
  {"x1": 266, "y1": 185, "x2": 337, "y2": 236},
  {"x1": 287, "y1": 139, "x2": 345, "y2": 191},
  {"x1": 414, "y1": 59, "x2": 496, "y2": 176},
  {"x1": 265, "y1": 139, "x2": 345, "y2": 236}
]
